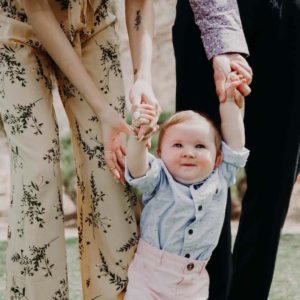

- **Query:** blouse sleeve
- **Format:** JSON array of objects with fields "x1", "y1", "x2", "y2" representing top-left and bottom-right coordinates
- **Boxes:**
[{"x1": 189, "y1": 0, "x2": 249, "y2": 59}]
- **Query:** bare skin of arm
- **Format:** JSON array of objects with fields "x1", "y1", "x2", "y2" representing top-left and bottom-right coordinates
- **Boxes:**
[
  {"x1": 127, "y1": 135, "x2": 149, "y2": 178},
  {"x1": 21, "y1": 0, "x2": 130, "y2": 181},
  {"x1": 220, "y1": 74, "x2": 246, "y2": 151},
  {"x1": 126, "y1": 0, "x2": 154, "y2": 85},
  {"x1": 126, "y1": 104, "x2": 157, "y2": 178},
  {"x1": 126, "y1": 0, "x2": 160, "y2": 138}
]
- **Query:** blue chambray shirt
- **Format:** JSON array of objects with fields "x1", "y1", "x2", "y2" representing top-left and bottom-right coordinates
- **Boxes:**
[{"x1": 125, "y1": 142, "x2": 249, "y2": 260}]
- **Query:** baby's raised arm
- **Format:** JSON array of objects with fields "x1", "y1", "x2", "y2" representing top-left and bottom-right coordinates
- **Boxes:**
[
  {"x1": 219, "y1": 73, "x2": 246, "y2": 151},
  {"x1": 127, "y1": 104, "x2": 158, "y2": 178}
]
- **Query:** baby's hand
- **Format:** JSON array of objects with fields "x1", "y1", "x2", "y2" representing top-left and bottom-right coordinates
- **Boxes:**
[
  {"x1": 224, "y1": 72, "x2": 246, "y2": 108},
  {"x1": 131, "y1": 103, "x2": 159, "y2": 141}
]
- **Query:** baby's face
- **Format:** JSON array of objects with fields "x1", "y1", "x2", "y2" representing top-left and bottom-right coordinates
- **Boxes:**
[{"x1": 158, "y1": 119, "x2": 219, "y2": 184}]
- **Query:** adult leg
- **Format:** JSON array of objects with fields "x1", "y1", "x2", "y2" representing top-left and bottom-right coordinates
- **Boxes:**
[
  {"x1": 0, "y1": 42, "x2": 68, "y2": 299},
  {"x1": 173, "y1": 1, "x2": 232, "y2": 299},
  {"x1": 56, "y1": 26, "x2": 140, "y2": 300},
  {"x1": 229, "y1": 1, "x2": 300, "y2": 299}
]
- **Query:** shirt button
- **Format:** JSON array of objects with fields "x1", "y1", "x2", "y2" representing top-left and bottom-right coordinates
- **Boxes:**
[
  {"x1": 198, "y1": 205, "x2": 202, "y2": 211},
  {"x1": 188, "y1": 229, "x2": 193, "y2": 235},
  {"x1": 187, "y1": 263, "x2": 194, "y2": 271},
  {"x1": 185, "y1": 253, "x2": 190, "y2": 258}
]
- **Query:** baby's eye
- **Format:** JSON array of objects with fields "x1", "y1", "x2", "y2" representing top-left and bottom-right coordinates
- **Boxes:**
[
  {"x1": 195, "y1": 144, "x2": 205, "y2": 149},
  {"x1": 173, "y1": 143, "x2": 182, "y2": 148}
]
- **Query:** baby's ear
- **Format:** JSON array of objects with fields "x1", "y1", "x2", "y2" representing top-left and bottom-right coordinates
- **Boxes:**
[
  {"x1": 214, "y1": 152, "x2": 223, "y2": 168},
  {"x1": 156, "y1": 148, "x2": 161, "y2": 157}
]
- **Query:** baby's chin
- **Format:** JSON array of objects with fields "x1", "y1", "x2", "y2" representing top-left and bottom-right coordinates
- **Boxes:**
[{"x1": 173, "y1": 174, "x2": 209, "y2": 185}]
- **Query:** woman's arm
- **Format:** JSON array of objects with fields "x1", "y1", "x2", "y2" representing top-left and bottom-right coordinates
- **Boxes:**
[
  {"x1": 125, "y1": 0, "x2": 154, "y2": 85},
  {"x1": 22, "y1": 0, "x2": 130, "y2": 181},
  {"x1": 22, "y1": 0, "x2": 109, "y2": 115},
  {"x1": 125, "y1": 0, "x2": 160, "y2": 140},
  {"x1": 125, "y1": 0, "x2": 159, "y2": 109},
  {"x1": 22, "y1": 0, "x2": 130, "y2": 135}
]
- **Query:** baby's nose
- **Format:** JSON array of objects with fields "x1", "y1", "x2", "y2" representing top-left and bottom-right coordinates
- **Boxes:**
[{"x1": 183, "y1": 150, "x2": 195, "y2": 158}]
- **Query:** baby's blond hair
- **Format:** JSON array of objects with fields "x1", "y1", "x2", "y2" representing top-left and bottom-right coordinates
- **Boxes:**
[{"x1": 157, "y1": 110, "x2": 222, "y2": 152}]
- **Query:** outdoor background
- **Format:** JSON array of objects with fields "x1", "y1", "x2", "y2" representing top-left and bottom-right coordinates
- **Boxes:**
[{"x1": 1, "y1": 1, "x2": 300, "y2": 299}]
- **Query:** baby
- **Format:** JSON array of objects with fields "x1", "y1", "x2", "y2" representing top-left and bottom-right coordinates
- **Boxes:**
[{"x1": 124, "y1": 73, "x2": 249, "y2": 300}]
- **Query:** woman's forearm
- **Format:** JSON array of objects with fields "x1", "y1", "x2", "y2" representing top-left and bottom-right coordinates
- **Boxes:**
[
  {"x1": 125, "y1": 0, "x2": 154, "y2": 83},
  {"x1": 22, "y1": 0, "x2": 107, "y2": 115}
]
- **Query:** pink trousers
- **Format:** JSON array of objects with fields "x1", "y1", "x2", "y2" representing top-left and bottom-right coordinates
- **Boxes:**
[{"x1": 124, "y1": 239, "x2": 209, "y2": 300}]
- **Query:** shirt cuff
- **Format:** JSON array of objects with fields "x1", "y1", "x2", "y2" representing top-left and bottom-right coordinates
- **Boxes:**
[
  {"x1": 202, "y1": 29, "x2": 249, "y2": 60},
  {"x1": 221, "y1": 141, "x2": 249, "y2": 168}
]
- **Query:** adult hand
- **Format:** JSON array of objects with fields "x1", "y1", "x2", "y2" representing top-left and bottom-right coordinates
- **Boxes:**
[
  {"x1": 212, "y1": 53, "x2": 253, "y2": 102},
  {"x1": 225, "y1": 72, "x2": 246, "y2": 109},
  {"x1": 100, "y1": 106, "x2": 131, "y2": 184},
  {"x1": 129, "y1": 79, "x2": 161, "y2": 140}
]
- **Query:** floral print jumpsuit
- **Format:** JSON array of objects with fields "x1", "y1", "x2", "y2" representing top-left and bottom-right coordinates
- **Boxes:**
[{"x1": 0, "y1": 1, "x2": 139, "y2": 299}]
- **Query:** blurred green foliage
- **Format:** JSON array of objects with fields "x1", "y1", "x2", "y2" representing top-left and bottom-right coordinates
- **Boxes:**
[{"x1": 60, "y1": 136, "x2": 76, "y2": 201}]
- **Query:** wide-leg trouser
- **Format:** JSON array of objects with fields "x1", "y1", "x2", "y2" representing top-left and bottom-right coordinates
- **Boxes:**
[{"x1": 0, "y1": 25, "x2": 139, "y2": 300}]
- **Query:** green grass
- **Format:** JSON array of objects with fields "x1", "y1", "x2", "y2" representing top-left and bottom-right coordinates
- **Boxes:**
[
  {"x1": 1, "y1": 235, "x2": 300, "y2": 299},
  {"x1": 269, "y1": 235, "x2": 300, "y2": 300}
]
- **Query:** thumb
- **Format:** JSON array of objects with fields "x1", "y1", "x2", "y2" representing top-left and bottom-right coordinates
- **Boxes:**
[{"x1": 214, "y1": 71, "x2": 226, "y2": 102}]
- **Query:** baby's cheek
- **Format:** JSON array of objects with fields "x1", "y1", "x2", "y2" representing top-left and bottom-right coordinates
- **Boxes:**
[{"x1": 199, "y1": 155, "x2": 214, "y2": 170}]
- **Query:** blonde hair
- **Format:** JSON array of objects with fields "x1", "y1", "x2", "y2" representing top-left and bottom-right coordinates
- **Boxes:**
[{"x1": 157, "y1": 110, "x2": 222, "y2": 152}]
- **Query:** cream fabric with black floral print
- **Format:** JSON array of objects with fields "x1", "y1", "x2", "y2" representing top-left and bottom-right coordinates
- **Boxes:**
[{"x1": 0, "y1": 1, "x2": 140, "y2": 300}]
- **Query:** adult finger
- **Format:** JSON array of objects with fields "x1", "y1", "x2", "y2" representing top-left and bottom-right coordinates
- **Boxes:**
[
  {"x1": 231, "y1": 61, "x2": 253, "y2": 84},
  {"x1": 235, "y1": 57, "x2": 253, "y2": 76},
  {"x1": 143, "y1": 88, "x2": 159, "y2": 106},
  {"x1": 116, "y1": 147, "x2": 125, "y2": 169},
  {"x1": 136, "y1": 103, "x2": 158, "y2": 112},
  {"x1": 120, "y1": 144, "x2": 126, "y2": 156},
  {"x1": 237, "y1": 83, "x2": 251, "y2": 97},
  {"x1": 115, "y1": 162, "x2": 125, "y2": 185},
  {"x1": 105, "y1": 150, "x2": 120, "y2": 181}
]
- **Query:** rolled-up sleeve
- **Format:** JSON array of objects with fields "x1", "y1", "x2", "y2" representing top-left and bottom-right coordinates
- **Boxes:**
[
  {"x1": 125, "y1": 153, "x2": 162, "y2": 199},
  {"x1": 189, "y1": 0, "x2": 249, "y2": 59},
  {"x1": 219, "y1": 141, "x2": 249, "y2": 186}
]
